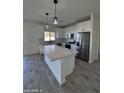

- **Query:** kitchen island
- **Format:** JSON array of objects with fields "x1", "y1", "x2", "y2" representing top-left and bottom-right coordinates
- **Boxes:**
[{"x1": 40, "y1": 45, "x2": 77, "y2": 85}]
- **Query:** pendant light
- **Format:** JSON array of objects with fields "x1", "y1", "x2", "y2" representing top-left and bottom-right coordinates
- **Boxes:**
[
  {"x1": 53, "y1": 0, "x2": 58, "y2": 24},
  {"x1": 45, "y1": 13, "x2": 49, "y2": 29}
]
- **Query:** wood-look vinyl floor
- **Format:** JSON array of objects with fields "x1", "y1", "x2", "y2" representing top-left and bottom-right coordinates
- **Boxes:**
[{"x1": 23, "y1": 54, "x2": 100, "y2": 93}]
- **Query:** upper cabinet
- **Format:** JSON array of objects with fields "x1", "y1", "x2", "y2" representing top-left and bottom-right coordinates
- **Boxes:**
[
  {"x1": 64, "y1": 25, "x2": 77, "y2": 33},
  {"x1": 77, "y1": 20, "x2": 92, "y2": 32},
  {"x1": 63, "y1": 19, "x2": 92, "y2": 39},
  {"x1": 63, "y1": 25, "x2": 77, "y2": 38},
  {"x1": 63, "y1": 25, "x2": 77, "y2": 39},
  {"x1": 76, "y1": 21, "x2": 85, "y2": 32}
]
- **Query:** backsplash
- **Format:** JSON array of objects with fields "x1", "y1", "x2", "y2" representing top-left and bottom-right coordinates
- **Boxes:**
[{"x1": 39, "y1": 38, "x2": 76, "y2": 45}]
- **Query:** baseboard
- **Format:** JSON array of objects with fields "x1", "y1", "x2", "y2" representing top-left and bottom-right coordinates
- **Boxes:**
[
  {"x1": 89, "y1": 58, "x2": 100, "y2": 63},
  {"x1": 23, "y1": 52, "x2": 40, "y2": 56}
]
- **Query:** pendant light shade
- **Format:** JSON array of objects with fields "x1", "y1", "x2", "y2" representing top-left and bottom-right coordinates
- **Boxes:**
[
  {"x1": 53, "y1": 17, "x2": 58, "y2": 24},
  {"x1": 46, "y1": 24, "x2": 49, "y2": 28}
]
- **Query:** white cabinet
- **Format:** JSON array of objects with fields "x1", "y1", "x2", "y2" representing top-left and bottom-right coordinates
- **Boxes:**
[
  {"x1": 76, "y1": 22, "x2": 85, "y2": 32},
  {"x1": 77, "y1": 20, "x2": 92, "y2": 32},
  {"x1": 84, "y1": 20, "x2": 92, "y2": 31},
  {"x1": 63, "y1": 20, "x2": 92, "y2": 39},
  {"x1": 63, "y1": 25, "x2": 77, "y2": 39},
  {"x1": 64, "y1": 25, "x2": 77, "y2": 33}
]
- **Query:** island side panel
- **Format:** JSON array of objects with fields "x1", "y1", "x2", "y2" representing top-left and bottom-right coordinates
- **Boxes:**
[
  {"x1": 44, "y1": 55, "x2": 62, "y2": 85},
  {"x1": 62, "y1": 55, "x2": 75, "y2": 77}
]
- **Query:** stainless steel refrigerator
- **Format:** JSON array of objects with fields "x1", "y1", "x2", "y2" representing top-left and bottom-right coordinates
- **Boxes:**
[{"x1": 76, "y1": 32, "x2": 90, "y2": 62}]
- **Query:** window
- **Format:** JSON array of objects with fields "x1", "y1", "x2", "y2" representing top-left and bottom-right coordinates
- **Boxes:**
[{"x1": 44, "y1": 32, "x2": 55, "y2": 41}]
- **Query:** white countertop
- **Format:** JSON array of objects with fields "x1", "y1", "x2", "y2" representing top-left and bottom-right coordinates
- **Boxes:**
[{"x1": 40, "y1": 45, "x2": 76, "y2": 61}]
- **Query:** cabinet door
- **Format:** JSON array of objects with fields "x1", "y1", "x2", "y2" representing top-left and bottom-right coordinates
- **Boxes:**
[
  {"x1": 83, "y1": 20, "x2": 92, "y2": 32},
  {"x1": 77, "y1": 20, "x2": 92, "y2": 32},
  {"x1": 77, "y1": 22, "x2": 85, "y2": 32}
]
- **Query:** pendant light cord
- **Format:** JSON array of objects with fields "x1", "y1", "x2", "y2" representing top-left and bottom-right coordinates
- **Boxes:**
[
  {"x1": 47, "y1": 14, "x2": 48, "y2": 24},
  {"x1": 45, "y1": 13, "x2": 48, "y2": 25},
  {"x1": 55, "y1": 3, "x2": 56, "y2": 18}
]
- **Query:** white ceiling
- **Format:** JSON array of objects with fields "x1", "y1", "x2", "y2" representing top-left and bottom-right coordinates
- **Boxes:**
[{"x1": 23, "y1": 0, "x2": 100, "y2": 27}]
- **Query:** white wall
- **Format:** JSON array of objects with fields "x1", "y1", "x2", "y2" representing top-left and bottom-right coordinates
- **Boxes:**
[
  {"x1": 55, "y1": 28, "x2": 63, "y2": 38},
  {"x1": 23, "y1": 21, "x2": 44, "y2": 55},
  {"x1": 89, "y1": 14, "x2": 100, "y2": 63},
  {"x1": 23, "y1": 20, "x2": 63, "y2": 55}
]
